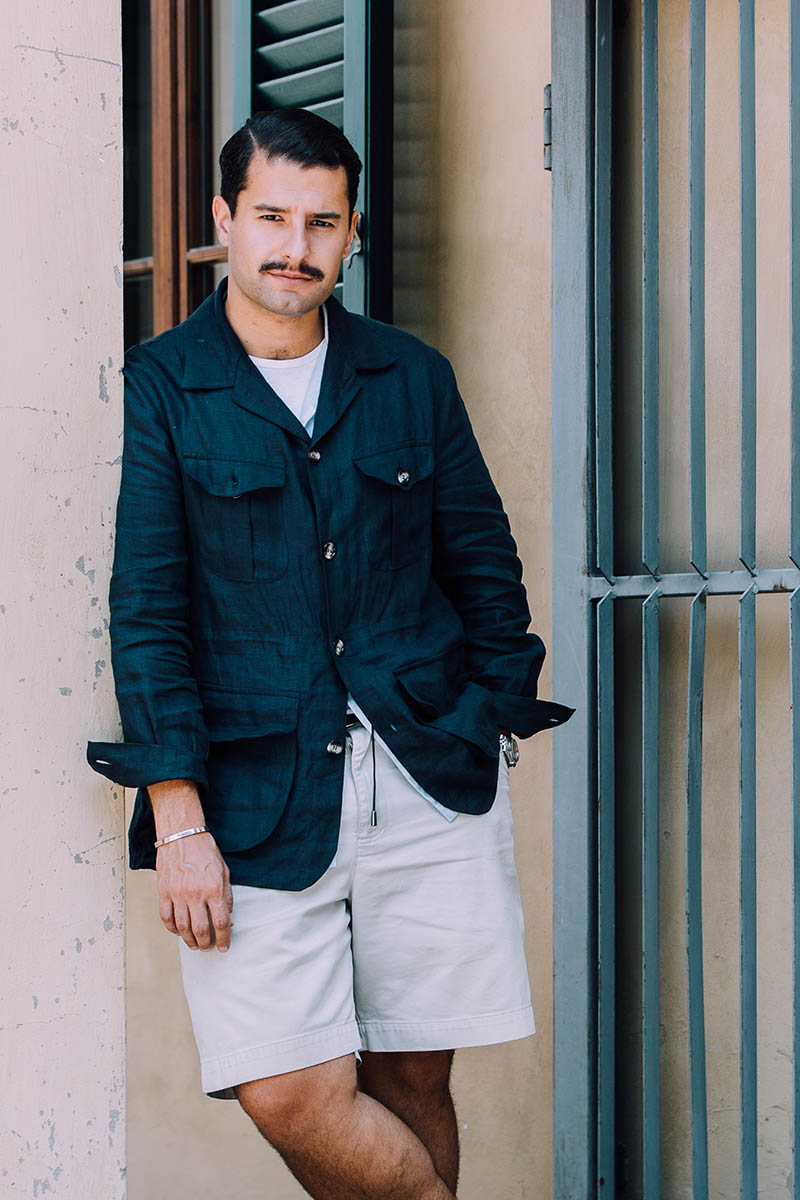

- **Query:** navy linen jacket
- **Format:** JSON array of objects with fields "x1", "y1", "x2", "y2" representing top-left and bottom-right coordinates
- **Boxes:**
[{"x1": 87, "y1": 279, "x2": 572, "y2": 889}]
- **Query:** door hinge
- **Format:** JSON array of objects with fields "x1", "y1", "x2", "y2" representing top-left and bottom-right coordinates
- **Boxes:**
[{"x1": 543, "y1": 83, "x2": 552, "y2": 170}]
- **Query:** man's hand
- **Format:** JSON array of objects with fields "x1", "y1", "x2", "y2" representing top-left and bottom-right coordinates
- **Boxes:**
[{"x1": 149, "y1": 779, "x2": 234, "y2": 952}]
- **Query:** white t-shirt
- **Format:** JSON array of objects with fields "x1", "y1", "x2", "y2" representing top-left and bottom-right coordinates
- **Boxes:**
[
  {"x1": 249, "y1": 304, "x2": 457, "y2": 821},
  {"x1": 249, "y1": 304, "x2": 329, "y2": 437}
]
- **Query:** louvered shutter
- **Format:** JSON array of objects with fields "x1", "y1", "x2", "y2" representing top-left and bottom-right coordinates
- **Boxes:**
[{"x1": 250, "y1": 0, "x2": 393, "y2": 320}]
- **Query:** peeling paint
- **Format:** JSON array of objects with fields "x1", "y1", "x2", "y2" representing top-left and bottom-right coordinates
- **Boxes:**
[
  {"x1": 103, "y1": 916, "x2": 113, "y2": 932},
  {"x1": 74, "y1": 555, "x2": 95, "y2": 585},
  {"x1": 98, "y1": 362, "x2": 110, "y2": 404},
  {"x1": 58, "y1": 687, "x2": 72, "y2": 696}
]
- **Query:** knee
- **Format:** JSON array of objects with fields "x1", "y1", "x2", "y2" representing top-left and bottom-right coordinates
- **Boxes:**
[
  {"x1": 236, "y1": 1055, "x2": 357, "y2": 1148},
  {"x1": 359, "y1": 1049, "x2": 454, "y2": 1104}
]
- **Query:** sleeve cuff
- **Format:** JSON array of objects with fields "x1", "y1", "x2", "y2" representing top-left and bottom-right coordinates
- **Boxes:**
[
  {"x1": 86, "y1": 740, "x2": 208, "y2": 790},
  {"x1": 489, "y1": 694, "x2": 575, "y2": 739}
]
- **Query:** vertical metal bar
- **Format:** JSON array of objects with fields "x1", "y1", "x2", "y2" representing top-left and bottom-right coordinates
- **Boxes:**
[
  {"x1": 686, "y1": 589, "x2": 709, "y2": 1198},
  {"x1": 739, "y1": 584, "x2": 757, "y2": 1197},
  {"x1": 551, "y1": 0, "x2": 597, "y2": 1190},
  {"x1": 642, "y1": 588, "x2": 661, "y2": 1196},
  {"x1": 642, "y1": 0, "x2": 660, "y2": 576},
  {"x1": 791, "y1": 587, "x2": 800, "y2": 1200},
  {"x1": 689, "y1": 0, "x2": 708, "y2": 576},
  {"x1": 739, "y1": 0, "x2": 757, "y2": 572},
  {"x1": 597, "y1": 591, "x2": 616, "y2": 1195},
  {"x1": 595, "y1": 0, "x2": 614, "y2": 581},
  {"x1": 791, "y1": 0, "x2": 800, "y2": 568}
]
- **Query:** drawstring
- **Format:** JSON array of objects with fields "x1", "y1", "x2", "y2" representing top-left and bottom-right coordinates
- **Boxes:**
[{"x1": 370, "y1": 724, "x2": 377, "y2": 826}]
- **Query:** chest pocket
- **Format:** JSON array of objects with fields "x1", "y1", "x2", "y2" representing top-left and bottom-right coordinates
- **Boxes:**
[
  {"x1": 182, "y1": 455, "x2": 287, "y2": 582},
  {"x1": 352, "y1": 442, "x2": 434, "y2": 570}
]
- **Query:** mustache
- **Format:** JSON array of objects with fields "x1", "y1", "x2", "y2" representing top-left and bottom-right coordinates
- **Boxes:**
[{"x1": 260, "y1": 260, "x2": 325, "y2": 281}]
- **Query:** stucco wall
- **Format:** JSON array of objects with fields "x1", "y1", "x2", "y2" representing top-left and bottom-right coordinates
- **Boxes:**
[
  {"x1": 125, "y1": 2, "x2": 557, "y2": 1198},
  {"x1": 0, "y1": 3, "x2": 125, "y2": 1197}
]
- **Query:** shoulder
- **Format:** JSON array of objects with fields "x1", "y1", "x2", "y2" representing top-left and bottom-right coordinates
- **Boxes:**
[
  {"x1": 331, "y1": 301, "x2": 453, "y2": 381},
  {"x1": 123, "y1": 324, "x2": 184, "y2": 388}
]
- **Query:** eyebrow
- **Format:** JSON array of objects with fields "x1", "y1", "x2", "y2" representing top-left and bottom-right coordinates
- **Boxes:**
[{"x1": 252, "y1": 203, "x2": 343, "y2": 220}]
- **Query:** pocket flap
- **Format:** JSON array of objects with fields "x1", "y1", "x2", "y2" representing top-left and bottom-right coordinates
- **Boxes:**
[
  {"x1": 394, "y1": 640, "x2": 466, "y2": 719},
  {"x1": 200, "y1": 687, "x2": 299, "y2": 742},
  {"x1": 353, "y1": 442, "x2": 434, "y2": 489},
  {"x1": 183, "y1": 455, "x2": 286, "y2": 498}
]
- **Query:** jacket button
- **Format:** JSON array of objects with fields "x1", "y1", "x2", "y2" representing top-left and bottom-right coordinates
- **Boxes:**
[
  {"x1": 323, "y1": 541, "x2": 337, "y2": 560},
  {"x1": 326, "y1": 740, "x2": 344, "y2": 755},
  {"x1": 334, "y1": 638, "x2": 345, "y2": 656},
  {"x1": 309, "y1": 449, "x2": 321, "y2": 462},
  {"x1": 397, "y1": 469, "x2": 411, "y2": 485}
]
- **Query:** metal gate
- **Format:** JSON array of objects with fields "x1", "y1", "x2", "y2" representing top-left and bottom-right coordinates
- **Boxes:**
[{"x1": 552, "y1": 1, "x2": 800, "y2": 1195}]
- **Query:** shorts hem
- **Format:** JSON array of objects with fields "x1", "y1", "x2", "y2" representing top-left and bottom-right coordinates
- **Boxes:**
[
  {"x1": 356, "y1": 1004, "x2": 535, "y2": 1053},
  {"x1": 200, "y1": 1019, "x2": 362, "y2": 1099}
]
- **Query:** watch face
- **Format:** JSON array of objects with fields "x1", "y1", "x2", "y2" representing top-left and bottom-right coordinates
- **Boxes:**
[{"x1": 500, "y1": 734, "x2": 520, "y2": 767}]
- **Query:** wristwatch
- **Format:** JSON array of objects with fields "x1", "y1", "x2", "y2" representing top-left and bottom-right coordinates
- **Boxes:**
[{"x1": 499, "y1": 731, "x2": 520, "y2": 768}]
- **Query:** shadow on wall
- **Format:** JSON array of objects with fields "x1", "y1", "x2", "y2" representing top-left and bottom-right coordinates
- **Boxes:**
[{"x1": 393, "y1": 0, "x2": 440, "y2": 344}]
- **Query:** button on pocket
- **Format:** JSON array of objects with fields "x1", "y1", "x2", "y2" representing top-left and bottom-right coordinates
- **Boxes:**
[
  {"x1": 182, "y1": 455, "x2": 288, "y2": 582},
  {"x1": 352, "y1": 442, "x2": 434, "y2": 570}
]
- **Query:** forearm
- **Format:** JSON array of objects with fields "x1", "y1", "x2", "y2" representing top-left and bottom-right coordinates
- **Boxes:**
[{"x1": 148, "y1": 778, "x2": 206, "y2": 839}]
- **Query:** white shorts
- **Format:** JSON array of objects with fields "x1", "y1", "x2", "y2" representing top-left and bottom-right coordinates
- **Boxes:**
[{"x1": 179, "y1": 721, "x2": 535, "y2": 1098}]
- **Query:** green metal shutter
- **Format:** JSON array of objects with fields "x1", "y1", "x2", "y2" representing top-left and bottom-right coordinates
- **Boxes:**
[{"x1": 248, "y1": 0, "x2": 393, "y2": 320}]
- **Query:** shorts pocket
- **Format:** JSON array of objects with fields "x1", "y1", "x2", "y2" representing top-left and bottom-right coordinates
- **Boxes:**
[
  {"x1": 183, "y1": 455, "x2": 287, "y2": 583},
  {"x1": 353, "y1": 441, "x2": 434, "y2": 570}
]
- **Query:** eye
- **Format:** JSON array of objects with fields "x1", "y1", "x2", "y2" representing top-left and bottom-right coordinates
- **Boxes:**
[
  {"x1": 259, "y1": 213, "x2": 281, "y2": 221},
  {"x1": 310, "y1": 219, "x2": 334, "y2": 228}
]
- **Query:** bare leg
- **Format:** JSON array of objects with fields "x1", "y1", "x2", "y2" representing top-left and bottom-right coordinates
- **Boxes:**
[
  {"x1": 236, "y1": 1053, "x2": 456, "y2": 1200},
  {"x1": 357, "y1": 1050, "x2": 458, "y2": 1194}
]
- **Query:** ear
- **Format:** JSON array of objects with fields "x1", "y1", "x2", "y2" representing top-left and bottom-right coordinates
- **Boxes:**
[
  {"x1": 212, "y1": 194, "x2": 232, "y2": 246},
  {"x1": 342, "y1": 210, "x2": 361, "y2": 261}
]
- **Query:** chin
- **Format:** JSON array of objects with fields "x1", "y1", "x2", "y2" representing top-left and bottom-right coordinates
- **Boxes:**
[{"x1": 259, "y1": 285, "x2": 325, "y2": 317}]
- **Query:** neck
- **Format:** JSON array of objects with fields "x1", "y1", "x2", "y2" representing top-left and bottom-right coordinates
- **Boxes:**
[{"x1": 225, "y1": 280, "x2": 324, "y2": 360}]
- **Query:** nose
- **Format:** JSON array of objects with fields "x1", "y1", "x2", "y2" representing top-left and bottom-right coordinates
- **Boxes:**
[{"x1": 280, "y1": 218, "x2": 310, "y2": 267}]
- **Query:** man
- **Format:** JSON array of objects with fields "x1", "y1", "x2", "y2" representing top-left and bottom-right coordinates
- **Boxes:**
[{"x1": 88, "y1": 108, "x2": 571, "y2": 1199}]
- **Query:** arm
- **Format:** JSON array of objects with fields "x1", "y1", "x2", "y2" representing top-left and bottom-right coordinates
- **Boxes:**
[
  {"x1": 87, "y1": 355, "x2": 231, "y2": 949},
  {"x1": 430, "y1": 356, "x2": 573, "y2": 738}
]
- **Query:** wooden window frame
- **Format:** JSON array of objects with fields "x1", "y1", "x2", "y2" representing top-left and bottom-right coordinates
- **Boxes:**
[{"x1": 123, "y1": 0, "x2": 226, "y2": 336}]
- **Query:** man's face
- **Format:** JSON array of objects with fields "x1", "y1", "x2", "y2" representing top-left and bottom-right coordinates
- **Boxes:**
[{"x1": 212, "y1": 152, "x2": 358, "y2": 319}]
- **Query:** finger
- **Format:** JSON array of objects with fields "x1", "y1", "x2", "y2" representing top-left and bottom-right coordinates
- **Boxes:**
[
  {"x1": 224, "y1": 877, "x2": 234, "y2": 912},
  {"x1": 209, "y1": 900, "x2": 233, "y2": 952},
  {"x1": 188, "y1": 902, "x2": 213, "y2": 950},
  {"x1": 159, "y1": 898, "x2": 179, "y2": 935},
  {"x1": 172, "y1": 902, "x2": 199, "y2": 949}
]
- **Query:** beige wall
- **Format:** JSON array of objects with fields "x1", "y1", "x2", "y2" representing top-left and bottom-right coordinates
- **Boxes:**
[
  {"x1": 126, "y1": 2, "x2": 557, "y2": 1198},
  {"x1": 0, "y1": 3, "x2": 126, "y2": 1196}
]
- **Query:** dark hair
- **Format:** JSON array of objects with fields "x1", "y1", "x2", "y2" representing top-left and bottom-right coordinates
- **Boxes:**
[{"x1": 219, "y1": 108, "x2": 362, "y2": 218}]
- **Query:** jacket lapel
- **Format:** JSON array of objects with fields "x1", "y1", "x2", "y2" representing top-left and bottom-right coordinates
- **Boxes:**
[
  {"x1": 310, "y1": 297, "x2": 399, "y2": 445},
  {"x1": 180, "y1": 280, "x2": 398, "y2": 444}
]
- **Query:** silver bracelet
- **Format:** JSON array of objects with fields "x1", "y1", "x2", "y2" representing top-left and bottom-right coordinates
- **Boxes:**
[{"x1": 153, "y1": 825, "x2": 210, "y2": 849}]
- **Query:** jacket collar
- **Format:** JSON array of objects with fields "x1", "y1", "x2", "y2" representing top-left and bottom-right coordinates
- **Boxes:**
[{"x1": 178, "y1": 278, "x2": 398, "y2": 442}]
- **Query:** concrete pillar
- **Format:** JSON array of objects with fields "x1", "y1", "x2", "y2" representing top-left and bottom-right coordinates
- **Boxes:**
[{"x1": 1, "y1": 4, "x2": 125, "y2": 1195}]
